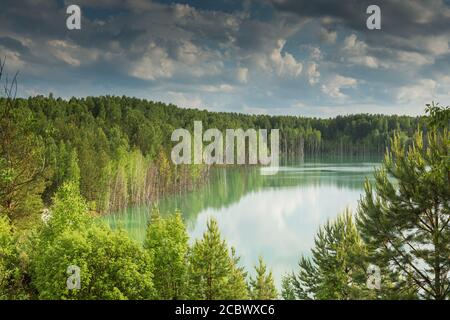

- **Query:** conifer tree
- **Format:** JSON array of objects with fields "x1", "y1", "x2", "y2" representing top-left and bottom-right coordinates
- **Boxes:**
[
  {"x1": 144, "y1": 207, "x2": 189, "y2": 299},
  {"x1": 289, "y1": 210, "x2": 373, "y2": 299},
  {"x1": 189, "y1": 218, "x2": 248, "y2": 299},
  {"x1": 280, "y1": 274, "x2": 296, "y2": 300},
  {"x1": 225, "y1": 247, "x2": 249, "y2": 300},
  {"x1": 249, "y1": 256, "x2": 278, "y2": 300},
  {"x1": 357, "y1": 114, "x2": 450, "y2": 299}
]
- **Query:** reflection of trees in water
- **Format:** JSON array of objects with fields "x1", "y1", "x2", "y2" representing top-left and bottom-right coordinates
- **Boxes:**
[
  {"x1": 106, "y1": 159, "x2": 380, "y2": 243},
  {"x1": 159, "y1": 163, "x2": 379, "y2": 224}
]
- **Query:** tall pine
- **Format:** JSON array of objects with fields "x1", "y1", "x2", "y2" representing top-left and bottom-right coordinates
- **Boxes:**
[{"x1": 357, "y1": 109, "x2": 450, "y2": 299}]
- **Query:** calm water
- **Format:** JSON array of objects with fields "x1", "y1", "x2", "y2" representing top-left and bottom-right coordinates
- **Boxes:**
[{"x1": 105, "y1": 158, "x2": 380, "y2": 287}]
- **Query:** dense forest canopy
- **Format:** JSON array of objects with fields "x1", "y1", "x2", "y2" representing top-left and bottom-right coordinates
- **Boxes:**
[{"x1": 0, "y1": 94, "x2": 425, "y2": 219}]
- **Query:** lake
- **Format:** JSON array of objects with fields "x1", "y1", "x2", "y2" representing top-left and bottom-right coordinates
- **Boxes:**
[{"x1": 105, "y1": 158, "x2": 381, "y2": 287}]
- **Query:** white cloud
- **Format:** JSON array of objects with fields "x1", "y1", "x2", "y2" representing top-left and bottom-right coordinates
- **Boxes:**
[
  {"x1": 130, "y1": 43, "x2": 174, "y2": 80},
  {"x1": 237, "y1": 67, "x2": 248, "y2": 84},
  {"x1": 321, "y1": 75, "x2": 357, "y2": 99},
  {"x1": 164, "y1": 91, "x2": 203, "y2": 108},
  {"x1": 309, "y1": 46, "x2": 322, "y2": 60},
  {"x1": 199, "y1": 84, "x2": 235, "y2": 93},
  {"x1": 270, "y1": 39, "x2": 303, "y2": 78},
  {"x1": 176, "y1": 41, "x2": 201, "y2": 64},
  {"x1": 402, "y1": 35, "x2": 450, "y2": 56},
  {"x1": 396, "y1": 79, "x2": 437, "y2": 104},
  {"x1": 341, "y1": 34, "x2": 380, "y2": 69},
  {"x1": 307, "y1": 62, "x2": 320, "y2": 85},
  {"x1": 319, "y1": 27, "x2": 337, "y2": 44},
  {"x1": 348, "y1": 55, "x2": 379, "y2": 69},
  {"x1": 47, "y1": 40, "x2": 100, "y2": 67},
  {"x1": 0, "y1": 47, "x2": 25, "y2": 70},
  {"x1": 395, "y1": 51, "x2": 434, "y2": 66},
  {"x1": 343, "y1": 34, "x2": 365, "y2": 53},
  {"x1": 173, "y1": 3, "x2": 197, "y2": 19}
]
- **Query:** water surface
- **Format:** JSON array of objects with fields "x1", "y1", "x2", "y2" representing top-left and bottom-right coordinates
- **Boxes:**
[{"x1": 106, "y1": 158, "x2": 380, "y2": 286}]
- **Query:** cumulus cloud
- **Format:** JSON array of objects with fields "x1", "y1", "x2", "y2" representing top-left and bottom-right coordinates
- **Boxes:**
[
  {"x1": 321, "y1": 75, "x2": 358, "y2": 99},
  {"x1": 130, "y1": 43, "x2": 174, "y2": 80},
  {"x1": 341, "y1": 34, "x2": 379, "y2": 68},
  {"x1": 269, "y1": 39, "x2": 303, "y2": 78},
  {"x1": 0, "y1": 0, "x2": 448, "y2": 116}
]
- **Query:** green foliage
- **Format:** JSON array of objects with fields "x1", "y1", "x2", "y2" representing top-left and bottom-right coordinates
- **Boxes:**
[
  {"x1": 41, "y1": 182, "x2": 89, "y2": 240},
  {"x1": 226, "y1": 248, "x2": 250, "y2": 300},
  {"x1": 249, "y1": 256, "x2": 278, "y2": 300},
  {"x1": 144, "y1": 207, "x2": 189, "y2": 299},
  {"x1": 0, "y1": 216, "x2": 19, "y2": 299},
  {"x1": 32, "y1": 225, "x2": 154, "y2": 300},
  {"x1": 2, "y1": 93, "x2": 423, "y2": 216},
  {"x1": 31, "y1": 182, "x2": 154, "y2": 299},
  {"x1": 280, "y1": 274, "x2": 296, "y2": 300},
  {"x1": 189, "y1": 218, "x2": 249, "y2": 299},
  {"x1": 289, "y1": 210, "x2": 374, "y2": 300},
  {"x1": 0, "y1": 98, "x2": 47, "y2": 227},
  {"x1": 357, "y1": 126, "x2": 450, "y2": 299},
  {"x1": 1, "y1": 64, "x2": 446, "y2": 301},
  {"x1": 425, "y1": 102, "x2": 450, "y2": 130}
]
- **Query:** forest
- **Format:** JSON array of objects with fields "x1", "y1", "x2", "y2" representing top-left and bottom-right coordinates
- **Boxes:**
[
  {"x1": 0, "y1": 93, "x2": 425, "y2": 219},
  {"x1": 0, "y1": 61, "x2": 449, "y2": 299}
]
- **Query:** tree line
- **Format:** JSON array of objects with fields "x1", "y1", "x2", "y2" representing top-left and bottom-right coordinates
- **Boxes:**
[{"x1": 0, "y1": 92, "x2": 424, "y2": 222}]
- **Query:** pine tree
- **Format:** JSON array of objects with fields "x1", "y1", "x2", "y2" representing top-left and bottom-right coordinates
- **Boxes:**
[
  {"x1": 289, "y1": 210, "x2": 373, "y2": 299},
  {"x1": 0, "y1": 59, "x2": 47, "y2": 226},
  {"x1": 225, "y1": 247, "x2": 249, "y2": 299},
  {"x1": 144, "y1": 207, "x2": 189, "y2": 299},
  {"x1": 357, "y1": 121, "x2": 450, "y2": 299},
  {"x1": 280, "y1": 274, "x2": 296, "y2": 300},
  {"x1": 189, "y1": 218, "x2": 248, "y2": 299},
  {"x1": 249, "y1": 256, "x2": 278, "y2": 300}
]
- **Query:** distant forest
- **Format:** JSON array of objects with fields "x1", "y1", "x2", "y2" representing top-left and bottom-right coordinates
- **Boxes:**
[{"x1": 1, "y1": 95, "x2": 425, "y2": 219}]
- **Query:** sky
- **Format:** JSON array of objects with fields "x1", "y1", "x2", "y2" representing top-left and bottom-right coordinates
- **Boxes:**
[{"x1": 1, "y1": 0, "x2": 450, "y2": 117}]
